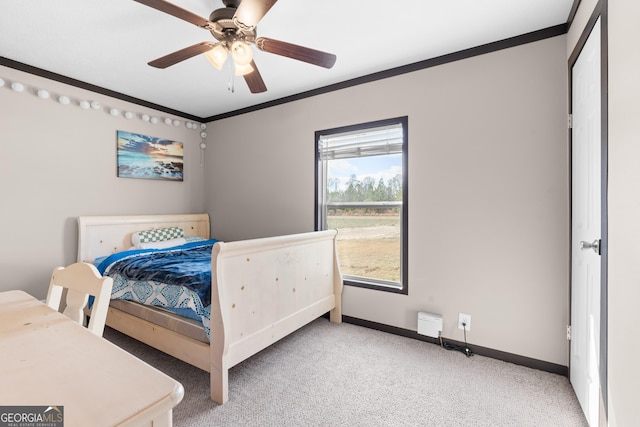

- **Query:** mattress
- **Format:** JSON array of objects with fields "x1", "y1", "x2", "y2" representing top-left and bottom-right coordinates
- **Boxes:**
[{"x1": 109, "y1": 299, "x2": 208, "y2": 343}]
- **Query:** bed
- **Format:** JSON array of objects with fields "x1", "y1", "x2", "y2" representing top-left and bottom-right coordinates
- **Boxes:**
[{"x1": 77, "y1": 213, "x2": 342, "y2": 404}]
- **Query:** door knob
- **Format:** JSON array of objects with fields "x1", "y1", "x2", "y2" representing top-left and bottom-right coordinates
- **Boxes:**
[{"x1": 580, "y1": 239, "x2": 600, "y2": 255}]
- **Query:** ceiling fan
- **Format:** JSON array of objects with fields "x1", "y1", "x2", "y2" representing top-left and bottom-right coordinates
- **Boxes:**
[{"x1": 134, "y1": 0, "x2": 337, "y2": 93}]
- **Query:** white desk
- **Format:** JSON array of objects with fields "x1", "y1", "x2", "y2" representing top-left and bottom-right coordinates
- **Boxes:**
[{"x1": 0, "y1": 290, "x2": 184, "y2": 427}]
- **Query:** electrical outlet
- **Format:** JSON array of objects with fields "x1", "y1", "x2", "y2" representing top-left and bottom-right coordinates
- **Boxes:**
[{"x1": 458, "y1": 313, "x2": 471, "y2": 331}]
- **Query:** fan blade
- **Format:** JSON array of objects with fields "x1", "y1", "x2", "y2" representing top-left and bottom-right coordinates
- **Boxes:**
[
  {"x1": 243, "y1": 61, "x2": 267, "y2": 93},
  {"x1": 233, "y1": 0, "x2": 277, "y2": 30},
  {"x1": 256, "y1": 38, "x2": 336, "y2": 69},
  {"x1": 134, "y1": 0, "x2": 212, "y2": 28},
  {"x1": 148, "y1": 42, "x2": 215, "y2": 68}
]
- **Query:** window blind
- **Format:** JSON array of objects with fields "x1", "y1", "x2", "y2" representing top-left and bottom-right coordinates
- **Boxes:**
[{"x1": 318, "y1": 123, "x2": 403, "y2": 160}]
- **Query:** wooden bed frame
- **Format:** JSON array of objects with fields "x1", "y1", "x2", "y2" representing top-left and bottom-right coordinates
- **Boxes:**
[{"x1": 77, "y1": 213, "x2": 343, "y2": 404}]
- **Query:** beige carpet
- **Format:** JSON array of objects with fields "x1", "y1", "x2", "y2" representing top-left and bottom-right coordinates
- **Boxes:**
[{"x1": 104, "y1": 318, "x2": 588, "y2": 426}]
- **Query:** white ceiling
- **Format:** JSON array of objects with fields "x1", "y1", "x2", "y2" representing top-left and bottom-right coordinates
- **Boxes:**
[{"x1": 0, "y1": 0, "x2": 573, "y2": 119}]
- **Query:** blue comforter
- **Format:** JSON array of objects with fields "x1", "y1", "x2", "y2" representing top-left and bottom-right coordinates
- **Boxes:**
[
  {"x1": 96, "y1": 240, "x2": 217, "y2": 307},
  {"x1": 95, "y1": 240, "x2": 218, "y2": 335}
]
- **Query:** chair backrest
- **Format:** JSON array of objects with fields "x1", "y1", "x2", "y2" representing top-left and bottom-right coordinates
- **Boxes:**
[{"x1": 46, "y1": 263, "x2": 113, "y2": 337}]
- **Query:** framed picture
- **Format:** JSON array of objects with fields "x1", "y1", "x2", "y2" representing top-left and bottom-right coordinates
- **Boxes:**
[{"x1": 117, "y1": 130, "x2": 183, "y2": 181}]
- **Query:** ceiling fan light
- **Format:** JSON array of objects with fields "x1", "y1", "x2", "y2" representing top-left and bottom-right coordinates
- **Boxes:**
[
  {"x1": 234, "y1": 62, "x2": 254, "y2": 76},
  {"x1": 205, "y1": 45, "x2": 228, "y2": 70},
  {"x1": 231, "y1": 41, "x2": 253, "y2": 66}
]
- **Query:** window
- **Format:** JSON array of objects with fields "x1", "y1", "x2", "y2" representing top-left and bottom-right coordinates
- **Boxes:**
[{"x1": 315, "y1": 117, "x2": 408, "y2": 293}]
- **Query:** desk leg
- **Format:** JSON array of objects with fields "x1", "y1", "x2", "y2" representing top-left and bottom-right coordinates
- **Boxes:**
[{"x1": 150, "y1": 409, "x2": 172, "y2": 427}]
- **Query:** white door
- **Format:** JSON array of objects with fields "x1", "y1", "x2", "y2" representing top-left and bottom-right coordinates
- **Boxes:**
[{"x1": 570, "y1": 18, "x2": 601, "y2": 427}]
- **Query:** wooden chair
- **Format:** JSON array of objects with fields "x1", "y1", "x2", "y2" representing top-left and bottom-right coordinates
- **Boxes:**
[{"x1": 46, "y1": 263, "x2": 113, "y2": 337}]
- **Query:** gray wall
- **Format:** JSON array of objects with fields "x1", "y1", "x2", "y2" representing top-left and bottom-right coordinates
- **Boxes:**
[
  {"x1": 205, "y1": 35, "x2": 570, "y2": 365},
  {"x1": 608, "y1": 2, "x2": 640, "y2": 420},
  {"x1": 0, "y1": 65, "x2": 205, "y2": 299}
]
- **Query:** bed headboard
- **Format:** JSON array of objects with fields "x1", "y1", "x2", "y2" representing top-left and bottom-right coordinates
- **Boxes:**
[{"x1": 77, "y1": 213, "x2": 210, "y2": 263}]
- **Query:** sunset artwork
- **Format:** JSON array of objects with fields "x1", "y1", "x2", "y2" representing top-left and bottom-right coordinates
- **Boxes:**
[{"x1": 117, "y1": 130, "x2": 184, "y2": 181}]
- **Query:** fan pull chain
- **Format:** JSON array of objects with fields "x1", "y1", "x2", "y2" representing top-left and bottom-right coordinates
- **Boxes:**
[{"x1": 227, "y1": 58, "x2": 235, "y2": 93}]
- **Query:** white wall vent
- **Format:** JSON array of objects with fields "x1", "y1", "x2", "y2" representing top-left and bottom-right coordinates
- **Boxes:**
[{"x1": 417, "y1": 312, "x2": 443, "y2": 338}]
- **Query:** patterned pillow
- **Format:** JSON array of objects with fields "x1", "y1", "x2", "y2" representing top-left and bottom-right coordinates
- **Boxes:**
[
  {"x1": 132, "y1": 227, "x2": 184, "y2": 246},
  {"x1": 137, "y1": 237, "x2": 186, "y2": 249}
]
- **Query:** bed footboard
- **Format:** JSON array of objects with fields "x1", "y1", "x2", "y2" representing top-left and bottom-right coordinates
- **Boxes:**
[{"x1": 209, "y1": 229, "x2": 342, "y2": 404}]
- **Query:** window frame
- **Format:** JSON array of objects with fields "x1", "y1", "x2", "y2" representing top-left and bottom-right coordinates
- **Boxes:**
[{"x1": 315, "y1": 116, "x2": 408, "y2": 295}]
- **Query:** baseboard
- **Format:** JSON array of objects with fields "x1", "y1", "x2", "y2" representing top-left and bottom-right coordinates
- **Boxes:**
[{"x1": 340, "y1": 315, "x2": 568, "y2": 377}]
